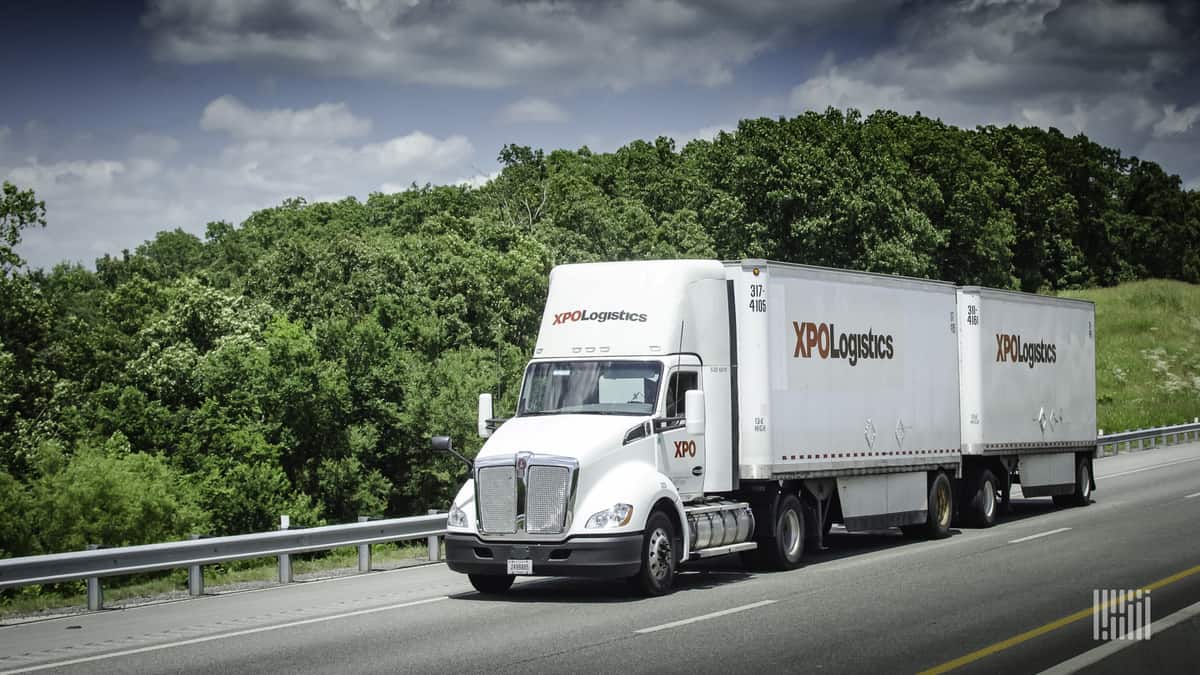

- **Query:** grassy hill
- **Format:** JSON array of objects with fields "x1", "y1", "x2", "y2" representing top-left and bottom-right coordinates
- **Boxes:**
[{"x1": 1060, "y1": 280, "x2": 1200, "y2": 433}]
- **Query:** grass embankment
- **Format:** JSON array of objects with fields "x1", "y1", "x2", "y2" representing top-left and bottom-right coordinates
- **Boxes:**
[
  {"x1": 1, "y1": 541, "x2": 431, "y2": 619},
  {"x1": 1061, "y1": 279, "x2": 1200, "y2": 432}
]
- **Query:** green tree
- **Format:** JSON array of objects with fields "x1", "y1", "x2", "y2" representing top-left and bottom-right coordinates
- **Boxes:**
[{"x1": 0, "y1": 182, "x2": 46, "y2": 276}]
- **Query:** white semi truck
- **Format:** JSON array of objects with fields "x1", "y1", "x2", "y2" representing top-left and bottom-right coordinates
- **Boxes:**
[{"x1": 436, "y1": 260, "x2": 1097, "y2": 595}]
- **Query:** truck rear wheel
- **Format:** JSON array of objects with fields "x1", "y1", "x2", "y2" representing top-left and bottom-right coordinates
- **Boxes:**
[
  {"x1": 469, "y1": 573, "x2": 515, "y2": 594},
  {"x1": 904, "y1": 472, "x2": 953, "y2": 539},
  {"x1": 761, "y1": 494, "x2": 805, "y2": 570},
  {"x1": 630, "y1": 510, "x2": 677, "y2": 596},
  {"x1": 965, "y1": 469, "x2": 998, "y2": 527}
]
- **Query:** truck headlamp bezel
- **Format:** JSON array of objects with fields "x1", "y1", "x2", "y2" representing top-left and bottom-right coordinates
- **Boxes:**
[
  {"x1": 448, "y1": 501, "x2": 468, "y2": 528},
  {"x1": 584, "y1": 503, "x2": 634, "y2": 529}
]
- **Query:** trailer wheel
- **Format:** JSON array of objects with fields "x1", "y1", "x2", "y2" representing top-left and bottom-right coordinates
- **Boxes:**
[
  {"x1": 966, "y1": 469, "x2": 998, "y2": 527},
  {"x1": 468, "y1": 573, "x2": 515, "y2": 594},
  {"x1": 1054, "y1": 457, "x2": 1093, "y2": 507},
  {"x1": 905, "y1": 473, "x2": 953, "y2": 539},
  {"x1": 630, "y1": 510, "x2": 677, "y2": 596},
  {"x1": 762, "y1": 494, "x2": 805, "y2": 570}
]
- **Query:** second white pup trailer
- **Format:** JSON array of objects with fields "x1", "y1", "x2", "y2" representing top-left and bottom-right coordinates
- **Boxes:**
[
  {"x1": 438, "y1": 259, "x2": 1097, "y2": 595},
  {"x1": 956, "y1": 286, "x2": 1097, "y2": 523}
]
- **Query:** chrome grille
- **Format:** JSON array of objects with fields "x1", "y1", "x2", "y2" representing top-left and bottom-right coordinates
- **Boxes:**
[
  {"x1": 525, "y1": 465, "x2": 571, "y2": 534},
  {"x1": 477, "y1": 465, "x2": 517, "y2": 534}
]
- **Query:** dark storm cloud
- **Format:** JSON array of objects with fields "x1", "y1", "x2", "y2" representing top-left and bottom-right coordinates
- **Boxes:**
[
  {"x1": 141, "y1": 0, "x2": 896, "y2": 90},
  {"x1": 787, "y1": 0, "x2": 1200, "y2": 185}
]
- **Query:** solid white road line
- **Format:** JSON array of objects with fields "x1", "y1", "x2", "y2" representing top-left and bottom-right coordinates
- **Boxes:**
[
  {"x1": 635, "y1": 600, "x2": 776, "y2": 634},
  {"x1": 0, "y1": 596, "x2": 449, "y2": 675},
  {"x1": 1008, "y1": 527, "x2": 1072, "y2": 544},
  {"x1": 1097, "y1": 455, "x2": 1200, "y2": 480},
  {"x1": 1184, "y1": 491, "x2": 1200, "y2": 499},
  {"x1": 1037, "y1": 597, "x2": 1200, "y2": 675}
]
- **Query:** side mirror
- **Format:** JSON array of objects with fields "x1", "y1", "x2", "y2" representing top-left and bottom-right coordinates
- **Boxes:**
[
  {"x1": 431, "y1": 436, "x2": 473, "y2": 472},
  {"x1": 478, "y1": 393, "x2": 494, "y2": 438},
  {"x1": 685, "y1": 390, "x2": 705, "y2": 435}
]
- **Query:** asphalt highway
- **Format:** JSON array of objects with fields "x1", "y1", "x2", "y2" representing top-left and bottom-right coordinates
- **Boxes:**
[{"x1": 3, "y1": 442, "x2": 1199, "y2": 674}]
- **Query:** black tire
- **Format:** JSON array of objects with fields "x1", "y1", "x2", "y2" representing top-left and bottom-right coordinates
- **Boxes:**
[
  {"x1": 965, "y1": 469, "x2": 998, "y2": 527},
  {"x1": 630, "y1": 510, "x2": 677, "y2": 596},
  {"x1": 1070, "y1": 457, "x2": 1093, "y2": 506},
  {"x1": 469, "y1": 573, "x2": 515, "y2": 594},
  {"x1": 1053, "y1": 456, "x2": 1093, "y2": 507},
  {"x1": 907, "y1": 472, "x2": 952, "y2": 539},
  {"x1": 761, "y1": 494, "x2": 805, "y2": 570}
]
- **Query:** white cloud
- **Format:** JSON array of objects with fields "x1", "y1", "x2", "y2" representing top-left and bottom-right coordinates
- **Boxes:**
[
  {"x1": 450, "y1": 170, "x2": 501, "y2": 190},
  {"x1": 0, "y1": 126, "x2": 10, "y2": 144},
  {"x1": 7, "y1": 160, "x2": 127, "y2": 192},
  {"x1": 1154, "y1": 104, "x2": 1200, "y2": 137},
  {"x1": 497, "y1": 98, "x2": 568, "y2": 124},
  {"x1": 361, "y1": 133, "x2": 472, "y2": 170},
  {"x1": 200, "y1": 95, "x2": 372, "y2": 141},
  {"x1": 4, "y1": 99, "x2": 475, "y2": 269},
  {"x1": 142, "y1": 0, "x2": 884, "y2": 91}
]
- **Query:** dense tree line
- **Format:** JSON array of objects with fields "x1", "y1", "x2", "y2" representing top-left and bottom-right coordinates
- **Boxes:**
[{"x1": 2, "y1": 109, "x2": 1198, "y2": 561}]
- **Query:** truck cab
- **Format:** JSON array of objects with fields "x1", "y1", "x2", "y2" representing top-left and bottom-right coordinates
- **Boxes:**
[{"x1": 441, "y1": 260, "x2": 750, "y2": 595}]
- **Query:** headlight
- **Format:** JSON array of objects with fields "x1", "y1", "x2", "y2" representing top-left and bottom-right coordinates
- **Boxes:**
[
  {"x1": 585, "y1": 503, "x2": 634, "y2": 529},
  {"x1": 448, "y1": 502, "x2": 468, "y2": 528}
]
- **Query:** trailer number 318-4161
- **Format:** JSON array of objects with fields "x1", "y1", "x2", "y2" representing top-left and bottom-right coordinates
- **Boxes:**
[{"x1": 749, "y1": 283, "x2": 766, "y2": 312}]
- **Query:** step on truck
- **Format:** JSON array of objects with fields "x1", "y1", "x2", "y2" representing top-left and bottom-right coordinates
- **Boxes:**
[{"x1": 435, "y1": 260, "x2": 1097, "y2": 595}]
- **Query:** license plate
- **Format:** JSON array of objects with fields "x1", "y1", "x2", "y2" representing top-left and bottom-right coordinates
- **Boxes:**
[{"x1": 507, "y1": 559, "x2": 533, "y2": 575}]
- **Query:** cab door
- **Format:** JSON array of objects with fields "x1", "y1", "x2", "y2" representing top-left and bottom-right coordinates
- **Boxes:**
[{"x1": 659, "y1": 361, "x2": 705, "y2": 498}]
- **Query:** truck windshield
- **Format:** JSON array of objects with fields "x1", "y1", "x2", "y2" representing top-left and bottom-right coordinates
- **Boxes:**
[{"x1": 518, "y1": 360, "x2": 662, "y2": 417}]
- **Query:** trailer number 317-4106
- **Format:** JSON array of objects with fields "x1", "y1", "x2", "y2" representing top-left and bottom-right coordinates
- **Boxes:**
[{"x1": 749, "y1": 283, "x2": 766, "y2": 312}]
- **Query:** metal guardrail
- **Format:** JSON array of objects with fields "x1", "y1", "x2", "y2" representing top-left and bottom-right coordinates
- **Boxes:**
[
  {"x1": 0, "y1": 513, "x2": 448, "y2": 610},
  {"x1": 1096, "y1": 419, "x2": 1200, "y2": 456}
]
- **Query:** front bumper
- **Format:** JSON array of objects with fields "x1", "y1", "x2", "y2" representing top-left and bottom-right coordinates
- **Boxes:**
[{"x1": 445, "y1": 532, "x2": 644, "y2": 578}]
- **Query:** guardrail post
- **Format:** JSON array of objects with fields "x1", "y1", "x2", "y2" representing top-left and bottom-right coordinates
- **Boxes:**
[
  {"x1": 427, "y1": 510, "x2": 440, "y2": 562},
  {"x1": 85, "y1": 544, "x2": 102, "y2": 610},
  {"x1": 278, "y1": 515, "x2": 293, "y2": 584},
  {"x1": 188, "y1": 534, "x2": 204, "y2": 596},
  {"x1": 357, "y1": 516, "x2": 371, "y2": 573}
]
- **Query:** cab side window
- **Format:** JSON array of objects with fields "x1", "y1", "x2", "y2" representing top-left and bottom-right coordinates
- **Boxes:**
[{"x1": 664, "y1": 371, "x2": 698, "y2": 418}]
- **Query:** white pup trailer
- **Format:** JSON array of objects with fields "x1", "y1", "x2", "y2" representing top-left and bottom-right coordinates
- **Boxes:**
[{"x1": 437, "y1": 260, "x2": 1096, "y2": 595}]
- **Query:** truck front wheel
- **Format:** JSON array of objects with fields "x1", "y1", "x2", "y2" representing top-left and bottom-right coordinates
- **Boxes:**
[
  {"x1": 630, "y1": 510, "x2": 677, "y2": 596},
  {"x1": 469, "y1": 573, "x2": 515, "y2": 594}
]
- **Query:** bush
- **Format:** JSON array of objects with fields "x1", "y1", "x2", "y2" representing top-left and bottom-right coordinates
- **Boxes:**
[{"x1": 23, "y1": 444, "x2": 208, "y2": 554}]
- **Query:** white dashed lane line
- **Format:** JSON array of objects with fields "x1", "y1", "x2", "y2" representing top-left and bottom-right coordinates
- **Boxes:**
[
  {"x1": 1008, "y1": 527, "x2": 1072, "y2": 544},
  {"x1": 635, "y1": 600, "x2": 776, "y2": 635}
]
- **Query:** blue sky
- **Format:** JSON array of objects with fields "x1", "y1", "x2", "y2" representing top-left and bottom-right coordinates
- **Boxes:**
[{"x1": 3, "y1": 0, "x2": 1198, "y2": 270}]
